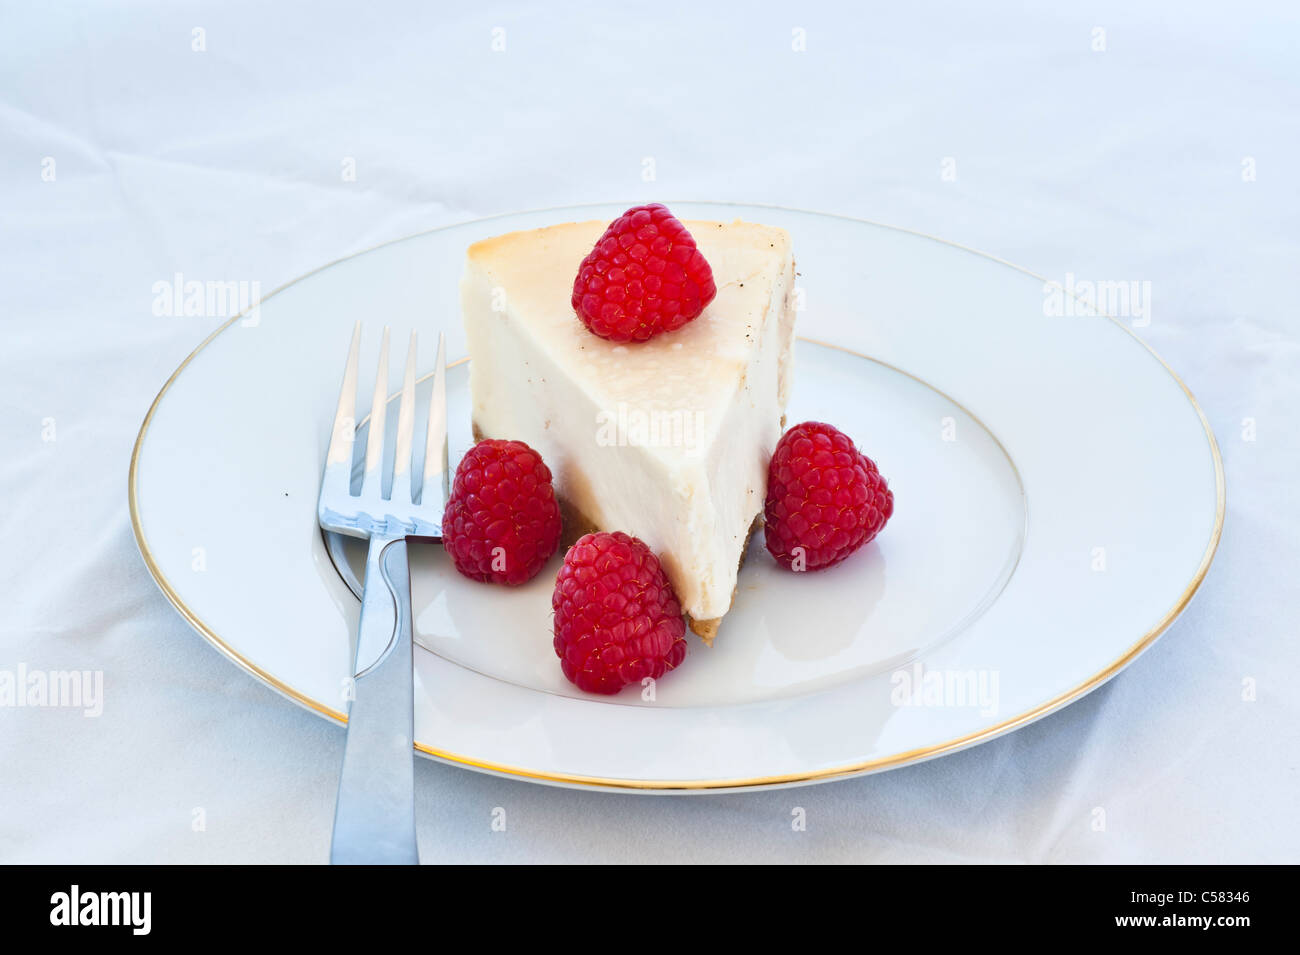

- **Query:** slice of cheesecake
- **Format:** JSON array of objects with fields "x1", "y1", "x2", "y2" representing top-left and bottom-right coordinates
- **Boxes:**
[{"x1": 460, "y1": 218, "x2": 796, "y2": 642}]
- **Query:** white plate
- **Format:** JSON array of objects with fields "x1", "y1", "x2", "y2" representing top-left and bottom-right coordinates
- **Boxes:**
[{"x1": 130, "y1": 203, "x2": 1223, "y2": 791}]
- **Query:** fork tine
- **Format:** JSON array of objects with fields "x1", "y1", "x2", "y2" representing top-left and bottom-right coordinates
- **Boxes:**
[
  {"x1": 391, "y1": 331, "x2": 419, "y2": 503},
  {"x1": 421, "y1": 332, "x2": 449, "y2": 511},
  {"x1": 361, "y1": 325, "x2": 391, "y2": 499},
  {"x1": 325, "y1": 321, "x2": 362, "y2": 487}
]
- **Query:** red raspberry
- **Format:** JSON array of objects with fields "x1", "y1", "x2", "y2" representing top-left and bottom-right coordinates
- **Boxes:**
[
  {"x1": 763, "y1": 422, "x2": 894, "y2": 572},
  {"x1": 441, "y1": 439, "x2": 562, "y2": 586},
  {"x1": 552, "y1": 532, "x2": 688, "y2": 694},
  {"x1": 571, "y1": 203, "x2": 717, "y2": 343}
]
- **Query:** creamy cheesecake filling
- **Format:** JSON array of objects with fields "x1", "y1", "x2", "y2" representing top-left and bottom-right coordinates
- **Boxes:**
[{"x1": 460, "y1": 219, "x2": 796, "y2": 637}]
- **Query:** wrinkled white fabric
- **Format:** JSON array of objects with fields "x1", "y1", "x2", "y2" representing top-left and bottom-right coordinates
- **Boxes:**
[{"x1": 1, "y1": 0, "x2": 1296, "y2": 863}]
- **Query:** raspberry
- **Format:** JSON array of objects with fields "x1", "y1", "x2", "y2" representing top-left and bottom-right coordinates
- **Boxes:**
[
  {"x1": 571, "y1": 202, "x2": 717, "y2": 343},
  {"x1": 551, "y1": 532, "x2": 688, "y2": 694},
  {"x1": 441, "y1": 439, "x2": 562, "y2": 586},
  {"x1": 763, "y1": 422, "x2": 894, "y2": 572}
]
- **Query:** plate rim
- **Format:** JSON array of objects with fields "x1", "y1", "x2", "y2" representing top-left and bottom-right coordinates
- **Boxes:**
[{"x1": 127, "y1": 201, "x2": 1226, "y2": 791}]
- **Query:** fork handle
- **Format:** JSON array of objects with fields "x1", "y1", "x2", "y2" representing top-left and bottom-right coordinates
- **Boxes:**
[{"x1": 330, "y1": 536, "x2": 418, "y2": 865}]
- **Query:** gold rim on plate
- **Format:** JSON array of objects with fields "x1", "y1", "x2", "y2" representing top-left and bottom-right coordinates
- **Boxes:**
[{"x1": 127, "y1": 202, "x2": 1226, "y2": 791}]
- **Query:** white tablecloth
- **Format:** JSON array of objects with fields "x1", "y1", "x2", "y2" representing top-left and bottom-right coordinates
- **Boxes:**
[{"x1": 2, "y1": 0, "x2": 1296, "y2": 863}]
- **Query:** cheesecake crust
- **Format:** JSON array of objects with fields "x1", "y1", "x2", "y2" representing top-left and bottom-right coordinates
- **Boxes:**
[
  {"x1": 684, "y1": 515, "x2": 760, "y2": 646},
  {"x1": 556, "y1": 493, "x2": 601, "y2": 546}
]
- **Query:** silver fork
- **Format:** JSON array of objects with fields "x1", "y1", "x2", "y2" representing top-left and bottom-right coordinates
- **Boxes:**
[{"x1": 317, "y1": 321, "x2": 447, "y2": 865}]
